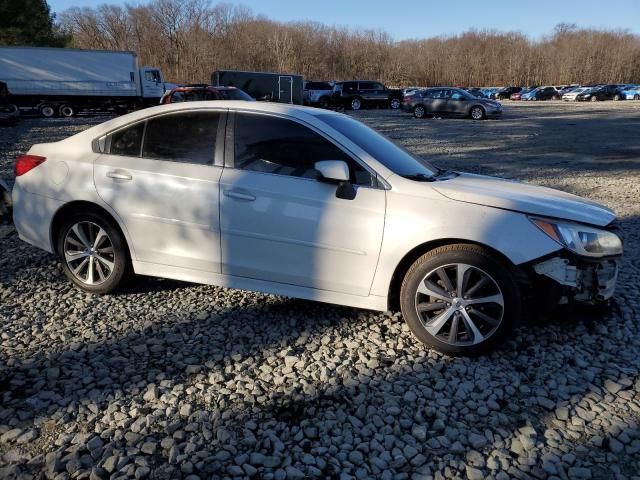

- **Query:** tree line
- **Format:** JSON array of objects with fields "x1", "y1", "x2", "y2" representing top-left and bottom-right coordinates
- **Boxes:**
[{"x1": 43, "y1": 0, "x2": 640, "y2": 86}]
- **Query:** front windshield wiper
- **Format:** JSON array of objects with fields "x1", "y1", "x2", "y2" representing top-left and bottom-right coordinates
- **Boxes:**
[{"x1": 401, "y1": 173, "x2": 437, "y2": 182}]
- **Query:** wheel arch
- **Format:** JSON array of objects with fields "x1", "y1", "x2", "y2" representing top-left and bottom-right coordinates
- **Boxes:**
[
  {"x1": 50, "y1": 200, "x2": 134, "y2": 259},
  {"x1": 386, "y1": 238, "x2": 517, "y2": 311}
]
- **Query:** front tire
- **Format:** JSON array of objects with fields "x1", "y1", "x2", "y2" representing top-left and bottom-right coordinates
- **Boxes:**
[
  {"x1": 399, "y1": 244, "x2": 521, "y2": 356},
  {"x1": 318, "y1": 96, "x2": 330, "y2": 109},
  {"x1": 56, "y1": 211, "x2": 129, "y2": 294},
  {"x1": 613, "y1": 94, "x2": 621, "y2": 101},
  {"x1": 470, "y1": 106, "x2": 485, "y2": 120},
  {"x1": 590, "y1": 96, "x2": 598, "y2": 102}
]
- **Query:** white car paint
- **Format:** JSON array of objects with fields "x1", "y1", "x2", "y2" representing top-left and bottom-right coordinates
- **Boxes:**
[{"x1": 12, "y1": 101, "x2": 618, "y2": 312}]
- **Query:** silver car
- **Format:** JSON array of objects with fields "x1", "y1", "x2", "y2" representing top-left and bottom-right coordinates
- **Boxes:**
[
  {"x1": 12, "y1": 101, "x2": 622, "y2": 355},
  {"x1": 402, "y1": 87, "x2": 502, "y2": 119}
]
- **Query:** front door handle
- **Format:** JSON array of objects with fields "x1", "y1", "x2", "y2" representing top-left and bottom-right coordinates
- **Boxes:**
[
  {"x1": 107, "y1": 170, "x2": 132, "y2": 181},
  {"x1": 224, "y1": 189, "x2": 256, "y2": 202}
]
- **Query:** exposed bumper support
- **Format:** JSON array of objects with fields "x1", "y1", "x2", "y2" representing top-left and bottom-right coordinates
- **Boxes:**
[{"x1": 533, "y1": 255, "x2": 619, "y2": 303}]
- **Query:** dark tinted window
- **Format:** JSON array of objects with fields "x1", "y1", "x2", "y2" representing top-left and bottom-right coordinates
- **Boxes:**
[
  {"x1": 110, "y1": 122, "x2": 144, "y2": 156},
  {"x1": 306, "y1": 82, "x2": 332, "y2": 90},
  {"x1": 142, "y1": 112, "x2": 219, "y2": 164},
  {"x1": 234, "y1": 113, "x2": 375, "y2": 186},
  {"x1": 423, "y1": 89, "x2": 439, "y2": 99},
  {"x1": 218, "y1": 89, "x2": 253, "y2": 100},
  {"x1": 359, "y1": 82, "x2": 376, "y2": 90}
]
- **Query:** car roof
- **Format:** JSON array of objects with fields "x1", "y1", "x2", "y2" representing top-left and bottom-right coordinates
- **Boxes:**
[{"x1": 76, "y1": 101, "x2": 344, "y2": 139}]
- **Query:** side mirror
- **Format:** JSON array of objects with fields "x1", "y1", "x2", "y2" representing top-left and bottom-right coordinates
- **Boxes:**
[
  {"x1": 315, "y1": 160, "x2": 356, "y2": 200},
  {"x1": 315, "y1": 160, "x2": 350, "y2": 183}
]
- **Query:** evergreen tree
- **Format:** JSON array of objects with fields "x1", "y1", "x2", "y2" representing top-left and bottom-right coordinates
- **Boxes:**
[{"x1": 0, "y1": 0, "x2": 69, "y2": 47}]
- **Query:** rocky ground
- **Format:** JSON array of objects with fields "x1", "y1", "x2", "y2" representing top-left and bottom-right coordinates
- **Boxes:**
[{"x1": 1, "y1": 102, "x2": 639, "y2": 480}]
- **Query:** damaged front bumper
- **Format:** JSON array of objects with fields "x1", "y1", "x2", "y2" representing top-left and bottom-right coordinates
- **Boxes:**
[{"x1": 532, "y1": 254, "x2": 620, "y2": 304}]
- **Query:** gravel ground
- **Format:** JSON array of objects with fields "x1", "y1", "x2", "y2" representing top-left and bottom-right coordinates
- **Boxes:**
[{"x1": 1, "y1": 102, "x2": 639, "y2": 480}]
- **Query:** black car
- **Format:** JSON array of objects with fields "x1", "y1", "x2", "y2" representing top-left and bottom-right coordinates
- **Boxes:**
[
  {"x1": 401, "y1": 87, "x2": 502, "y2": 120},
  {"x1": 331, "y1": 81, "x2": 403, "y2": 110},
  {"x1": 575, "y1": 84, "x2": 625, "y2": 102},
  {"x1": 493, "y1": 86, "x2": 522, "y2": 100}
]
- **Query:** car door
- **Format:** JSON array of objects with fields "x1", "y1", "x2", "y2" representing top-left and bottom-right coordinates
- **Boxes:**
[
  {"x1": 93, "y1": 110, "x2": 225, "y2": 272},
  {"x1": 371, "y1": 82, "x2": 388, "y2": 104},
  {"x1": 428, "y1": 89, "x2": 448, "y2": 113},
  {"x1": 447, "y1": 90, "x2": 469, "y2": 115},
  {"x1": 358, "y1": 82, "x2": 376, "y2": 104},
  {"x1": 219, "y1": 111, "x2": 386, "y2": 297}
]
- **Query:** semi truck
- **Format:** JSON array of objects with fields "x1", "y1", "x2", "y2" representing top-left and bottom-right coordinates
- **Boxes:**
[
  {"x1": 0, "y1": 47, "x2": 168, "y2": 117},
  {"x1": 212, "y1": 70, "x2": 304, "y2": 105}
]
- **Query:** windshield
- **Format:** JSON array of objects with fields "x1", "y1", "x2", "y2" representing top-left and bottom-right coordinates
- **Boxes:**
[
  {"x1": 219, "y1": 89, "x2": 254, "y2": 101},
  {"x1": 318, "y1": 113, "x2": 438, "y2": 178}
]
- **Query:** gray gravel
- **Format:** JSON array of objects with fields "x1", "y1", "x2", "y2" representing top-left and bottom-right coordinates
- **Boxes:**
[{"x1": 1, "y1": 102, "x2": 640, "y2": 479}]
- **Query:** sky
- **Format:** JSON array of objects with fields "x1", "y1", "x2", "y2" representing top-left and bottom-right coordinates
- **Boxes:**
[{"x1": 48, "y1": 0, "x2": 640, "y2": 41}]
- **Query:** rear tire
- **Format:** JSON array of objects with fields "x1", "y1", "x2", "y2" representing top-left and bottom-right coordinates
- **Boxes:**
[
  {"x1": 634, "y1": 94, "x2": 639, "y2": 100},
  {"x1": 400, "y1": 244, "x2": 521, "y2": 356},
  {"x1": 413, "y1": 105, "x2": 426, "y2": 119},
  {"x1": 613, "y1": 94, "x2": 621, "y2": 101},
  {"x1": 318, "y1": 96, "x2": 330, "y2": 109},
  {"x1": 350, "y1": 97, "x2": 362, "y2": 110},
  {"x1": 470, "y1": 106, "x2": 485, "y2": 120},
  {"x1": 56, "y1": 211, "x2": 129, "y2": 294},
  {"x1": 39, "y1": 104, "x2": 55, "y2": 118},
  {"x1": 590, "y1": 96, "x2": 598, "y2": 102},
  {"x1": 390, "y1": 97, "x2": 401, "y2": 110},
  {"x1": 59, "y1": 104, "x2": 75, "y2": 117}
]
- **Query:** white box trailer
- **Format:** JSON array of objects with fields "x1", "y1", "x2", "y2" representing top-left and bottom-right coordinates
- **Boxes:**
[{"x1": 0, "y1": 47, "x2": 167, "y2": 117}]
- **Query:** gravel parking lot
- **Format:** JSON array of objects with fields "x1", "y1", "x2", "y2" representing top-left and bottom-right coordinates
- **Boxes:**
[{"x1": 1, "y1": 101, "x2": 639, "y2": 480}]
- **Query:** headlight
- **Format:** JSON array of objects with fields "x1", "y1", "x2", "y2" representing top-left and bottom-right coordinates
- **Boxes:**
[{"x1": 530, "y1": 217, "x2": 622, "y2": 257}]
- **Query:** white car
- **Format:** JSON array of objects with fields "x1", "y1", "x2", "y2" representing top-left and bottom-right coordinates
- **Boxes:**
[
  {"x1": 562, "y1": 87, "x2": 590, "y2": 101},
  {"x1": 12, "y1": 101, "x2": 622, "y2": 355}
]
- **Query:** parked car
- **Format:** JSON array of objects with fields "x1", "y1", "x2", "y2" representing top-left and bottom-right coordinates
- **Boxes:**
[
  {"x1": 522, "y1": 86, "x2": 561, "y2": 101},
  {"x1": 160, "y1": 85, "x2": 253, "y2": 104},
  {"x1": 465, "y1": 88, "x2": 488, "y2": 98},
  {"x1": 562, "y1": 87, "x2": 590, "y2": 101},
  {"x1": 0, "y1": 177, "x2": 11, "y2": 224},
  {"x1": 402, "y1": 87, "x2": 502, "y2": 120},
  {"x1": 331, "y1": 81, "x2": 403, "y2": 110},
  {"x1": 494, "y1": 86, "x2": 522, "y2": 100},
  {"x1": 575, "y1": 84, "x2": 624, "y2": 102},
  {"x1": 12, "y1": 101, "x2": 622, "y2": 355},
  {"x1": 303, "y1": 81, "x2": 334, "y2": 108},
  {"x1": 510, "y1": 87, "x2": 536, "y2": 100},
  {"x1": 620, "y1": 85, "x2": 640, "y2": 100}
]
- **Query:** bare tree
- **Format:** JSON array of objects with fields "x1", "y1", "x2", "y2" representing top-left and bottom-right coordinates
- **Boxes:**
[{"x1": 58, "y1": 2, "x2": 640, "y2": 86}]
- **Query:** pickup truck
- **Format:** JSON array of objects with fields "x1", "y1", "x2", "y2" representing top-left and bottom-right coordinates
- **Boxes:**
[
  {"x1": 331, "y1": 81, "x2": 403, "y2": 110},
  {"x1": 303, "y1": 81, "x2": 333, "y2": 108}
]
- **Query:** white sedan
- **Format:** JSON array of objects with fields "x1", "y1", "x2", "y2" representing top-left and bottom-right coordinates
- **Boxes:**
[{"x1": 12, "y1": 101, "x2": 622, "y2": 355}]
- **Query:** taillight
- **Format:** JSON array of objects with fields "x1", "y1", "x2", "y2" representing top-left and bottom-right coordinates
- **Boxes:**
[{"x1": 15, "y1": 155, "x2": 46, "y2": 177}]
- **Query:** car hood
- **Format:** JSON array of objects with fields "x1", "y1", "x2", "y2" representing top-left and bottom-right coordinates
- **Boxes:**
[{"x1": 431, "y1": 173, "x2": 615, "y2": 226}]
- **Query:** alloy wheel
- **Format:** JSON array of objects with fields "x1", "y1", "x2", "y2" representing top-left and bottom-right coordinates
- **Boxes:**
[
  {"x1": 414, "y1": 105, "x2": 426, "y2": 118},
  {"x1": 63, "y1": 221, "x2": 116, "y2": 285},
  {"x1": 471, "y1": 107, "x2": 484, "y2": 120},
  {"x1": 414, "y1": 263, "x2": 504, "y2": 346},
  {"x1": 351, "y1": 98, "x2": 361, "y2": 110},
  {"x1": 390, "y1": 98, "x2": 401, "y2": 109}
]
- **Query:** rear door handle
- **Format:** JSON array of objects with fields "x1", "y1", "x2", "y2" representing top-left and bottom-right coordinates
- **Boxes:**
[
  {"x1": 224, "y1": 189, "x2": 256, "y2": 201},
  {"x1": 107, "y1": 170, "x2": 132, "y2": 181}
]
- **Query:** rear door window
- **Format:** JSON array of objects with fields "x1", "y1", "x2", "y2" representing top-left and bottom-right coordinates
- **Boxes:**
[
  {"x1": 142, "y1": 112, "x2": 220, "y2": 165},
  {"x1": 109, "y1": 123, "x2": 144, "y2": 157}
]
